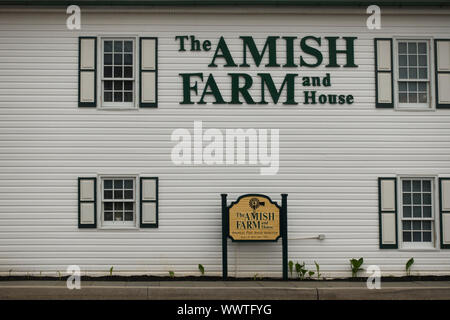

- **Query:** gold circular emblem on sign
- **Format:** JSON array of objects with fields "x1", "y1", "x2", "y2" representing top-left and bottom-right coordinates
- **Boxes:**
[{"x1": 249, "y1": 198, "x2": 261, "y2": 211}]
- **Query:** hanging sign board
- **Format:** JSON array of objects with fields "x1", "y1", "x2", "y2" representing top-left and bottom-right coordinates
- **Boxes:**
[{"x1": 228, "y1": 195, "x2": 281, "y2": 241}]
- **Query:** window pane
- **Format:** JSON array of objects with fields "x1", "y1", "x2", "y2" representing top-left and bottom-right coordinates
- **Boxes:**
[
  {"x1": 114, "y1": 190, "x2": 123, "y2": 199},
  {"x1": 409, "y1": 68, "x2": 417, "y2": 79},
  {"x1": 124, "y1": 92, "x2": 133, "y2": 102},
  {"x1": 114, "y1": 212, "x2": 123, "y2": 221},
  {"x1": 104, "y1": 54, "x2": 112, "y2": 65},
  {"x1": 114, "y1": 180, "x2": 123, "y2": 189},
  {"x1": 418, "y1": 55, "x2": 427, "y2": 66},
  {"x1": 412, "y1": 221, "x2": 421, "y2": 230},
  {"x1": 399, "y1": 55, "x2": 407, "y2": 66},
  {"x1": 114, "y1": 203, "x2": 123, "y2": 211},
  {"x1": 422, "y1": 180, "x2": 431, "y2": 192},
  {"x1": 403, "y1": 220, "x2": 411, "y2": 230},
  {"x1": 399, "y1": 93, "x2": 407, "y2": 103},
  {"x1": 418, "y1": 82, "x2": 427, "y2": 92},
  {"x1": 403, "y1": 193, "x2": 411, "y2": 204},
  {"x1": 124, "y1": 54, "x2": 133, "y2": 65},
  {"x1": 124, "y1": 81, "x2": 133, "y2": 91},
  {"x1": 408, "y1": 82, "x2": 418, "y2": 92},
  {"x1": 423, "y1": 206, "x2": 432, "y2": 217},
  {"x1": 104, "y1": 66, "x2": 112, "y2": 78},
  {"x1": 413, "y1": 232, "x2": 421, "y2": 242},
  {"x1": 399, "y1": 42, "x2": 407, "y2": 54},
  {"x1": 402, "y1": 180, "x2": 411, "y2": 191},
  {"x1": 403, "y1": 232, "x2": 411, "y2": 242},
  {"x1": 423, "y1": 221, "x2": 431, "y2": 230},
  {"x1": 124, "y1": 180, "x2": 133, "y2": 189},
  {"x1": 104, "y1": 212, "x2": 113, "y2": 221},
  {"x1": 124, "y1": 41, "x2": 133, "y2": 52},
  {"x1": 413, "y1": 206, "x2": 421, "y2": 218},
  {"x1": 114, "y1": 53, "x2": 122, "y2": 65},
  {"x1": 403, "y1": 206, "x2": 412, "y2": 218},
  {"x1": 399, "y1": 82, "x2": 407, "y2": 92},
  {"x1": 124, "y1": 190, "x2": 133, "y2": 199},
  {"x1": 408, "y1": 93, "x2": 417, "y2": 103},
  {"x1": 418, "y1": 93, "x2": 427, "y2": 103},
  {"x1": 114, "y1": 41, "x2": 122, "y2": 52},
  {"x1": 124, "y1": 67, "x2": 133, "y2": 78},
  {"x1": 413, "y1": 193, "x2": 421, "y2": 204},
  {"x1": 418, "y1": 42, "x2": 426, "y2": 54},
  {"x1": 413, "y1": 180, "x2": 421, "y2": 191},
  {"x1": 423, "y1": 232, "x2": 432, "y2": 242},
  {"x1": 408, "y1": 55, "x2": 417, "y2": 66},
  {"x1": 104, "y1": 180, "x2": 113, "y2": 189},
  {"x1": 104, "y1": 92, "x2": 112, "y2": 102},
  {"x1": 104, "y1": 202, "x2": 113, "y2": 210},
  {"x1": 114, "y1": 81, "x2": 122, "y2": 90},
  {"x1": 124, "y1": 202, "x2": 133, "y2": 211},
  {"x1": 399, "y1": 68, "x2": 407, "y2": 79},
  {"x1": 104, "y1": 81, "x2": 112, "y2": 90},
  {"x1": 125, "y1": 212, "x2": 133, "y2": 221},
  {"x1": 408, "y1": 42, "x2": 417, "y2": 54},
  {"x1": 114, "y1": 92, "x2": 123, "y2": 102},
  {"x1": 418, "y1": 68, "x2": 427, "y2": 79},
  {"x1": 423, "y1": 193, "x2": 431, "y2": 205},
  {"x1": 104, "y1": 41, "x2": 112, "y2": 52},
  {"x1": 104, "y1": 190, "x2": 112, "y2": 199},
  {"x1": 114, "y1": 66, "x2": 122, "y2": 77}
]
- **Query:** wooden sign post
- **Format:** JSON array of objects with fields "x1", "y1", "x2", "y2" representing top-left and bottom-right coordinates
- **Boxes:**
[{"x1": 221, "y1": 193, "x2": 288, "y2": 280}]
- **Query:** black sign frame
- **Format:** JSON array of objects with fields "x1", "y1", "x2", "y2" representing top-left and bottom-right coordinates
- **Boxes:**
[{"x1": 221, "y1": 193, "x2": 288, "y2": 280}]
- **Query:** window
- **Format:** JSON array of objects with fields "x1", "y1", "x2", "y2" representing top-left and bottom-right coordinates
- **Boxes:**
[
  {"x1": 101, "y1": 177, "x2": 136, "y2": 226},
  {"x1": 400, "y1": 178, "x2": 435, "y2": 248},
  {"x1": 396, "y1": 40, "x2": 431, "y2": 109},
  {"x1": 101, "y1": 38, "x2": 135, "y2": 108}
]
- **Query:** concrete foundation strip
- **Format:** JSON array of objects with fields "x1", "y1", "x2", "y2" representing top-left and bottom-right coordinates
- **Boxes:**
[{"x1": 1, "y1": 284, "x2": 450, "y2": 300}]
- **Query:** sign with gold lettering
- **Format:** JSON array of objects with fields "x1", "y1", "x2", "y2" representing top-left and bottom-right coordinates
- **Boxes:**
[
  {"x1": 228, "y1": 194, "x2": 281, "y2": 241},
  {"x1": 221, "y1": 193, "x2": 288, "y2": 280}
]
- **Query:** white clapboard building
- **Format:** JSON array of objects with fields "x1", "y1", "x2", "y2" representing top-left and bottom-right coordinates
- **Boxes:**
[{"x1": 0, "y1": 0, "x2": 450, "y2": 278}]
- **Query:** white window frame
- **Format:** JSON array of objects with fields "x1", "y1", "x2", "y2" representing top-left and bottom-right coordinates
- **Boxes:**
[
  {"x1": 98, "y1": 36, "x2": 139, "y2": 110},
  {"x1": 97, "y1": 174, "x2": 139, "y2": 229},
  {"x1": 398, "y1": 176, "x2": 438, "y2": 250},
  {"x1": 393, "y1": 37, "x2": 435, "y2": 111}
]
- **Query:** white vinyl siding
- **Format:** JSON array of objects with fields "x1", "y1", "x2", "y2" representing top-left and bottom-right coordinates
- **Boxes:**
[{"x1": 0, "y1": 8, "x2": 450, "y2": 277}]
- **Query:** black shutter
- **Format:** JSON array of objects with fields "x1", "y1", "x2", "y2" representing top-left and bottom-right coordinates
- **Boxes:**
[
  {"x1": 78, "y1": 177, "x2": 97, "y2": 228},
  {"x1": 78, "y1": 37, "x2": 97, "y2": 107},
  {"x1": 374, "y1": 38, "x2": 394, "y2": 108},
  {"x1": 140, "y1": 177, "x2": 159, "y2": 228},
  {"x1": 435, "y1": 39, "x2": 450, "y2": 108},
  {"x1": 139, "y1": 37, "x2": 158, "y2": 108},
  {"x1": 439, "y1": 178, "x2": 450, "y2": 248},
  {"x1": 378, "y1": 177, "x2": 398, "y2": 248}
]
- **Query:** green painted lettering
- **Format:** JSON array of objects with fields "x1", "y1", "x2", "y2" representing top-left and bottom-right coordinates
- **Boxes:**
[{"x1": 259, "y1": 73, "x2": 298, "y2": 105}]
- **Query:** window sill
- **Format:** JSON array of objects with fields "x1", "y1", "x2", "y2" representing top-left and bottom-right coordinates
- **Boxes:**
[
  {"x1": 398, "y1": 247, "x2": 438, "y2": 252},
  {"x1": 98, "y1": 226, "x2": 139, "y2": 230},
  {"x1": 395, "y1": 107, "x2": 436, "y2": 112},
  {"x1": 98, "y1": 107, "x2": 139, "y2": 111}
]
